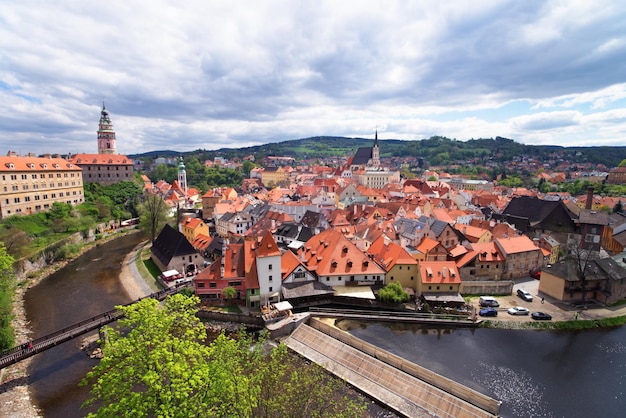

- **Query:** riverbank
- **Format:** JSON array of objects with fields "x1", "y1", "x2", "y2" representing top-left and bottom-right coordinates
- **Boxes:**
[{"x1": 0, "y1": 229, "x2": 142, "y2": 418}]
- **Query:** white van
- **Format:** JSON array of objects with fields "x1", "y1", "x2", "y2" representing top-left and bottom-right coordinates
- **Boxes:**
[{"x1": 479, "y1": 296, "x2": 500, "y2": 307}]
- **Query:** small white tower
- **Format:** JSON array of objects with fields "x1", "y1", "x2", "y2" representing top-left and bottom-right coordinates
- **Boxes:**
[{"x1": 177, "y1": 156, "x2": 188, "y2": 193}]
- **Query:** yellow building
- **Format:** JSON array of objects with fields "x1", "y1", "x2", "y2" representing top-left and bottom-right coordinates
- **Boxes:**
[
  {"x1": 260, "y1": 166, "x2": 288, "y2": 187},
  {"x1": 180, "y1": 216, "x2": 210, "y2": 244},
  {"x1": 0, "y1": 153, "x2": 84, "y2": 218}
]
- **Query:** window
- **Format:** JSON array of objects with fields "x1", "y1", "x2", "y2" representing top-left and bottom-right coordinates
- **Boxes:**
[
  {"x1": 197, "y1": 282, "x2": 205, "y2": 288},
  {"x1": 209, "y1": 283, "x2": 216, "y2": 288},
  {"x1": 269, "y1": 275, "x2": 273, "y2": 281},
  {"x1": 268, "y1": 264, "x2": 272, "y2": 270},
  {"x1": 269, "y1": 287, "x2": 272, "y2": 292}
]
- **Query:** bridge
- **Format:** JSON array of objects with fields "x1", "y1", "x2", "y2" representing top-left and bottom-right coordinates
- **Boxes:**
[{"x1": 0, "y1": 284, "x2": 190, "y2": 370}]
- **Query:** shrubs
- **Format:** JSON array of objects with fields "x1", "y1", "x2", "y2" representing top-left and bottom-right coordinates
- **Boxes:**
[{"x1": 378, "y1": 282, "x2": 410, "y2": 304}]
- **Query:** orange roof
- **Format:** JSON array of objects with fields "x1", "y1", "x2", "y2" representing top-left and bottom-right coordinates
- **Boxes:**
[
  {"x1": 367, "y1": 236, "x2": 417, "y2": 271},
  {"x1": 419, "y1": 261, "x2": 461, "y2": 284},
  {"x1": 496, "y1": 235, "x2": 538, "y2": 255},
  {"x1": 70, "y1": 153, "x2": 132, "y2": 165},
  {"x1": 183, "y1": 217, "x2": 204, "y2": 229},
  {"x1": 299, "y1": 229, "x2": 385, "y2": 277},
  {"x1": 192, "y1": 234, "x2": 213, "y2": 250},
  {"x1": 281, "y1": 250, "x2": 303, "y2": 280},
  {"x1": 0, "y1": 155, "x2": 82, "y2": 172},
  {"x1": 254, "y1": 230, "x2": 281, "y2": 257},
  {"x1": 416, "y1": 237, "x2": 440, "y2": 253},
  {"x1": 469, "y1": 242, "x2": 503, "y2": 261}
]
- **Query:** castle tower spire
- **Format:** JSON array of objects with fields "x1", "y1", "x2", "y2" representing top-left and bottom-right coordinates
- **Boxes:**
[
  {"x1": 177, "y1": 156, "x2": 188, "y2": 193},
  {"x1": 97, "y1": 102, "x2": 118, "y2": 154}
]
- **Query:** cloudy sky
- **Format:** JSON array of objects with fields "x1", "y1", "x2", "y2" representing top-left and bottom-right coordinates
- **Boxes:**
[{"x1": 1, "y1": 1, "x2": 626, "y2": 156}]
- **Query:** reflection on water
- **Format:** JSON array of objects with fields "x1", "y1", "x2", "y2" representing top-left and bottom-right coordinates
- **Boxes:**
[
  {"x1": 345, "y1": 321, "x2": 626, "y2": 418},
  {"x1": 472, "y1": 363, "x2": 552, "y2": 418}
]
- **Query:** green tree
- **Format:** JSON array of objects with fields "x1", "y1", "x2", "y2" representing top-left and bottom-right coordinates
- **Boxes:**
[
  {"x1": 242, "y1": 160, "x2": 255, "y2": 178},
  {"x1": 378, "y1": 282, "x2": 410, "y2": 303},
  {"x1": 619, "y1": 159, "x2": 626, "y2": 167},
  {"x1": 137, "y1": 194, "x2": 170, "y2": 243},
  {"x1": 81, "y1": 295, "x2": 367, "y2": 417},
  {"x1": 81, "y1": 295, "x2": 216, "y2": 417},
  {"x1": 222, "y1": 286, "x2": 237, "y2": 300},
  {"x1": 0, "y1": 243, "x2": 16, "y2": 350}
]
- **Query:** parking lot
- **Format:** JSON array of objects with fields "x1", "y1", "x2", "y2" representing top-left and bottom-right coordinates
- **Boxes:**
[{"x1": 468, "y1": 277, "x2": 581, "y2": 322}]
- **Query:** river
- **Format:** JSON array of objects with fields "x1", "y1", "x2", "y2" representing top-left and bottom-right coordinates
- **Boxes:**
[
  {"x1": 338, "y1": 320, "x2": 626, "y2": 417},
  {"x1": 23, "y1": 235, "x2": 626, "y2": 417},
  {"x1": 24, "y1": 233, "x2": 145, "y2": 417}
]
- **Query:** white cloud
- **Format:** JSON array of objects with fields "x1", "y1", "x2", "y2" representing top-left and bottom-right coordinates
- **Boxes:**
[{"x1": 1, "y1": 0, "x2": 625, "y2": 155}]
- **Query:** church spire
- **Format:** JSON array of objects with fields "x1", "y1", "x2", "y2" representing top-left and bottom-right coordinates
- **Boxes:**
[{"x1": 371, "y1": 130, "x2": 380, "y2": 167}]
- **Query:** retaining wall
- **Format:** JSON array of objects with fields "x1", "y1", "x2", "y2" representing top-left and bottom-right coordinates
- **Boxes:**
[{"x1": 309, "y1": 317, "x2": 501, "y2": 416}]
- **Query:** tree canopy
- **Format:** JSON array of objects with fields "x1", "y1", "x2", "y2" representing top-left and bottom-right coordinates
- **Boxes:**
[
  {"x1": 377, "y1": 282, "x2": 410, "y2": 304},
  {"x1": 0, "y1": 243, "x2": 16, "y2": 350},
  {"x1": 81, "y1": 294, "x2": 366, "y2": 417}
]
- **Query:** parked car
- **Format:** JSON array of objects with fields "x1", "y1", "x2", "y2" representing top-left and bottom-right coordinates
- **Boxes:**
[
  {"x1": 479, "y1": 296, "x2": 500, "y2": 307},
  {"x1": 479, "y1": 307, "x2": 498, "y2": 317},
  {"x1": 531, "y1": 271, "x2": 541, "y2": 280},
  {"x1": 508, "y1": 306, "x2": 530, "y2": 315},
  {"x1": 517, "y1": 289, "x2": 534, "y2": 302},
  {"x1": 531, "y1": 311, "x2": 552, "y2": 320}
]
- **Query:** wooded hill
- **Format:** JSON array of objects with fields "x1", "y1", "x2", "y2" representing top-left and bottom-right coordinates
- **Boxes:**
[{"x1": 131, "y1": 136, "x2": 626, "y2": 168}]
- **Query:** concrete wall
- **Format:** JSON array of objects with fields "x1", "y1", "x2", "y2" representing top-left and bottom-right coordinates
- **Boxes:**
[
  {"x1": 460, "y1": 280, "x2": 513, "y2": 296},
  {"x1": 196, "y1": 310, "x2": 264, "y2": 327},
  {"x1": 309, "y1": 317, "x2": 501, "y2": 415}
]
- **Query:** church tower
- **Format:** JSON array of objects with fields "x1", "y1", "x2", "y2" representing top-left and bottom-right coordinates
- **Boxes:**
[
  {"x1": 371, "y1": 130, "x2": 380, "y2": 167},
  {"x1": 97, "y1": 102, "x2": 118, "y2": 154},
  {"x1": 177, "y1": 157, "x2": 188, "y2": 193}
]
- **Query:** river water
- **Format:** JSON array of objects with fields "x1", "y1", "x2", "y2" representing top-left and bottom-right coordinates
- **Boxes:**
[
  {"x1": 24, "y1": 233, "x2": 145, "y2": 417},
  {"x1": 339, "y1": 320, "x2": 626, "y2": 418},
  {"x1": 23, "y1": 234, "x2": 626, "y2": 417}
]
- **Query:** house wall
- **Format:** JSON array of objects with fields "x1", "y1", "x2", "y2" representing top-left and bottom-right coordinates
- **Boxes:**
[
  {"x1": 318, "y1": 273, "x2": 384, "y2": 287},
  {"x1": 538, "y1": 273, "x2": 567, "y2": 300},
  {"x1": 0, "y1": 164, "x2": 84, "y2": 218},
  {"x1": 502, "y1": 249, "x2": 542, "y2": 279},
  {"x1": 256, "y1": 254, "x2": 282, "y2": 303},
  {"x1": 385, "y1": 264, "x2": 418, "y2": 293}
]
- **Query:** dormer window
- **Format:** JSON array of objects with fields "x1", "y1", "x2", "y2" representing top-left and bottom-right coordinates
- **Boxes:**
[
  {"x1": 347, "y1": 261, "x2": 353, "y2": 268},
  {"x1": 53, "y1": 163, "x2": 59, "y2": 169},
  {"x1": 331, "y1": 261, "x2": 338, "y2": 268},
  {"x1": 342, "y1": 246, "x2": 348, "y2": 253},
  {"x1": 6, "y1": 163, "x2": 15, "y2": 169},
  {"x1": 28, "y1": 163, "x2": 35, "y2": 169}
]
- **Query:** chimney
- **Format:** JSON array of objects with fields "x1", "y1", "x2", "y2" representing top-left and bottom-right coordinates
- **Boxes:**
[
  {"x1": 442, "y1": 266, "x2": 447, "y2": 278},
  {"x1": 586, "y1": 187, "x2": 594, "y2": 210}
]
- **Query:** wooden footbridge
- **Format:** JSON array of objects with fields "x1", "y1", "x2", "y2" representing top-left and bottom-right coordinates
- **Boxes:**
[
  {"x1": 0, "y1": 284, "x2": 190, "y2": 370},
  {"x1": 284, "y1": 317, "x2": 501, "y2": 418}
]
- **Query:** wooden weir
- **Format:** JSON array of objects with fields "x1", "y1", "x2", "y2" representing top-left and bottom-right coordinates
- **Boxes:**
[{"x1": 284, "y1": 319, "x2": 501, "y2": 418}]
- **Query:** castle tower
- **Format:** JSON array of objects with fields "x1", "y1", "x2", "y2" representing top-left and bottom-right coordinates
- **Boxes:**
[
  {"x1": 177, "y1": 157, "x2": 188, "y2": 193},
  {"x1": 97, "y1": 102, "x2": 118, "y2": 154}
]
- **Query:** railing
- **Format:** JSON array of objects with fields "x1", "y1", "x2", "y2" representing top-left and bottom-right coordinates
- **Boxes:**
[{"x1": 308, "y1": 307, "x2": 474, "y2": 323}]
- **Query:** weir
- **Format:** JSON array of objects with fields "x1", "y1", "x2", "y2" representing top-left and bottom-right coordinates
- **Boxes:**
[{"x1": 283, "y1": 317, "x2": 501, "y2": 418}]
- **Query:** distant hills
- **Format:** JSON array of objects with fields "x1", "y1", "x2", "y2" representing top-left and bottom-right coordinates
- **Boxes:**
[{"x1": 130, "y1": 136, "x2": 626, "y2": 168}]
